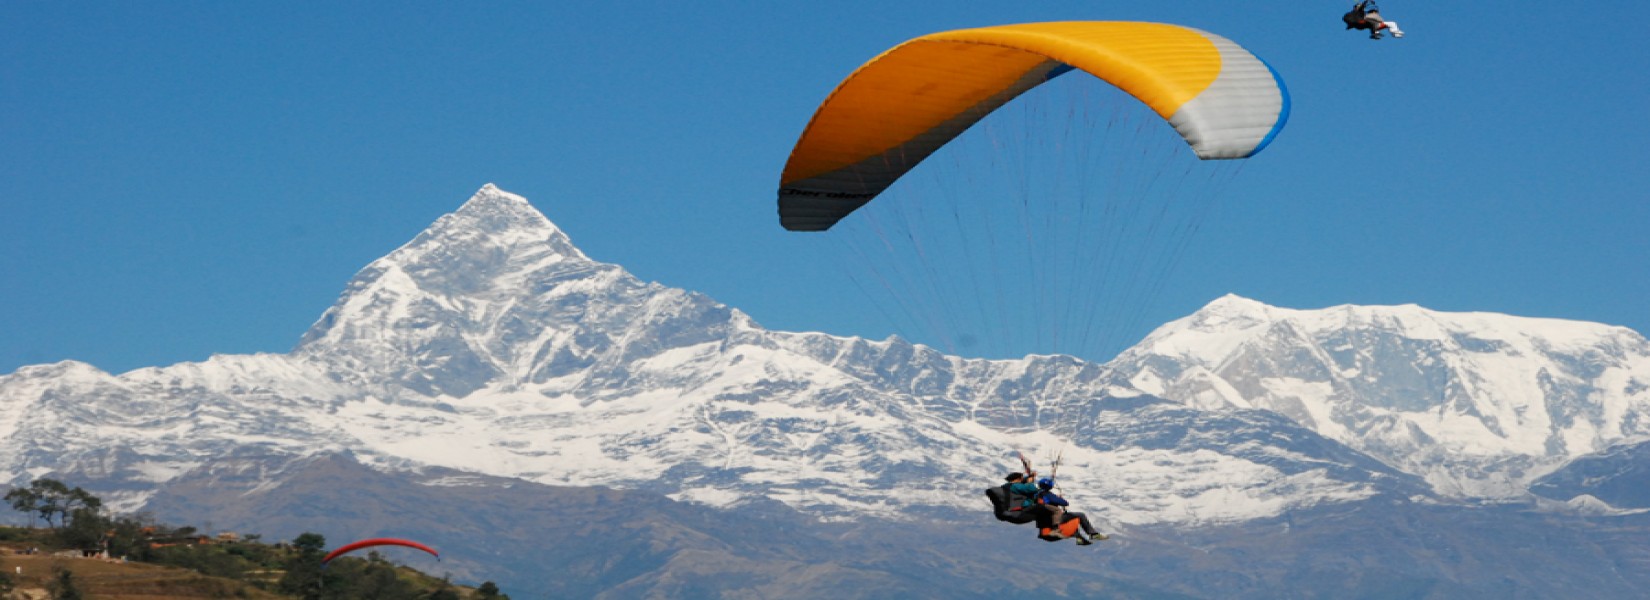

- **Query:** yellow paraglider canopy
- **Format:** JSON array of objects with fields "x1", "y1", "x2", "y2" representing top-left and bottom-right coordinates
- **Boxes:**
[{"x1": 777, "y1": 21, "x2": 1289, "y2": 231}]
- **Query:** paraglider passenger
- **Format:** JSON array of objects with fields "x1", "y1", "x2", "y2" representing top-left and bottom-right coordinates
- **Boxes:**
[
  {"x1": 1343, "y1": 1, "x2": 1404, "y2": 39},
  {"x1": 1032, "y1": 478, "x2": 1107, "y2": 546}
]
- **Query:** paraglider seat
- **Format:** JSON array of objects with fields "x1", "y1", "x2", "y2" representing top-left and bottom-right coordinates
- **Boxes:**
[{"x1": 1038, "y1": 518, "x2": 1083, "y2": 541}]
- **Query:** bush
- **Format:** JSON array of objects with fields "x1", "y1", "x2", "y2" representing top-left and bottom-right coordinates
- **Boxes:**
[
  {"x1": 48, "y1": 564, "x2": 84, "y2": 600},
  {"x1": 148, "y1": 544, "x2": 251, "y2": 580}
]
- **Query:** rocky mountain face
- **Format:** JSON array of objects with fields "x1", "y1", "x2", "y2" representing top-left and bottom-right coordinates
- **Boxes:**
[
  {"x1": 5, "y1": 184, "x2": 1650, "y2": 596},
  {"x1": 123, "y1": 449, "x2": 1650, "y2": 599},
  {"x1": 1530, "y1": 438, "x2": 1650, "y2": 510}
]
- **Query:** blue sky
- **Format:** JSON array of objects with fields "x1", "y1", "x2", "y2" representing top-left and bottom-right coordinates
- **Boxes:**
[{"x1": 4, "y1": 1, "x2": 1647, "y2": 374}]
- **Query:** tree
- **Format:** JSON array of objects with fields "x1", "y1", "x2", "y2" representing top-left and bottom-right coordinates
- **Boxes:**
[
  {"x1": 292, "y1": 532, "x2": 327, "y2": 555},
  {"x1": 48, "y1": 565, "x2": 83, "y2": 600},
  {"x1": 477, "y1": 581, "x2": 510, "y2": 599},
  {"x1": 105, "y1": 514, "x2": 157, "y2": 561},
  {"x1": 31, "y1": 480, "x2": 72, "y2": 528},
  {"x1": 3, "y1": 486, "x2": 42, "y2": 527},
  {"x1": 5, "y1": 479, "x2": 100, "y2": 529},
  {"x1": 56, "y1": 506, "x2": 111, "y2": 553},
  {"x1": 279, "y1": 533, "x2": 329, "y2": 599}
]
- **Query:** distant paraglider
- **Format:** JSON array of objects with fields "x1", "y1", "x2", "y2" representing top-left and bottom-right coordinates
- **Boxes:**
[
  {"x1": 321, "y1": 537, "x2": 440, "y2": 565},
  {"x1": 1343, "y1": 1, "x2": 1405, "y2": 40}
]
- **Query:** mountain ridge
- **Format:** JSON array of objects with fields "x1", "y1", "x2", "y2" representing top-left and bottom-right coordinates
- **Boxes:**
[
  {"x1": 1110, "y1": 291, "x2": 1650, "y2": 498},
  {"x1": 3, "y1": 184, "x2": 1647, "y2": 526}
]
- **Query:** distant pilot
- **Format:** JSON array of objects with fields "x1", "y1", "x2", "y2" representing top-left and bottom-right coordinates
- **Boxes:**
[{"x1": 1344, "y1": 1, "x2": 1405, "y2": 40}]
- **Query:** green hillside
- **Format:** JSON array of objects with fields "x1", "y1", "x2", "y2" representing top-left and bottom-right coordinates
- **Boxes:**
[{"x1": 1, "y1": 525, "x2": 507, "y2": 599}]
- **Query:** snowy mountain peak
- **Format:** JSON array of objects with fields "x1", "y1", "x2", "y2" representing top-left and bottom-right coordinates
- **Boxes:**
[
  {"x1": 1185, "y1": 293, "x2": 1274, "y2": 328},
  {"x1": 1204, "y1": 293, "x2": 1269, "y2": 313},
  {"x1": 1114, "y1": 297, "x2": 1650, "y2": 498},
  {"x1": 6, "y1": 359, "x2": 108, "y2": 380},
  {"x1": 422, "y1": 184, "x2": 586, "y2": 263},
  {"x1": 454, "y1": 184, "x2": 551, "y2": 228},
  {"x1": 291, "y1": 185, "x2": 621, "y2": 392},
  {"x1": 1161, "y1": 295, "x2": 1638, "y2": 356}
]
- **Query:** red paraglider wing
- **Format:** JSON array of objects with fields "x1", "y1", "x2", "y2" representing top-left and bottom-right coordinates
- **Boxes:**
[{"x1": 321, "y1": 537, "x2": 440, "y2": 564}]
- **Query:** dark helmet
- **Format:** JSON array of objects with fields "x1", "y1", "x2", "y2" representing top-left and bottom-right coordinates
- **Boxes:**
[
  {"x1": 1005, "y1": 473, "x2": 1025, "y2": 482},
  {"x1": 1037, "y1": 477, "x2": 1054, "y2": 489}
]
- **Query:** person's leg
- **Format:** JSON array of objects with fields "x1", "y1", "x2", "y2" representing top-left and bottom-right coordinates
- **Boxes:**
[
  {"x1": 1062, "y1": 516, "x2": 1089, "y2": 543},
  {"x1": 1384, "y1": 20, "x2": 1403, "y2": 37},
  {"x1": 1033, "y1": 505, "x2": 1061, "y2": 539},
  {"x1": 1068, "y1": 511, "x2": 1100, "y2": 536}
]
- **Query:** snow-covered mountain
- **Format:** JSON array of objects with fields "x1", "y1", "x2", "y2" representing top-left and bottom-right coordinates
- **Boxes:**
[
  {"x1": 1109, "y1": 295, "x2": 1650, "y2": 499},
  {"x1": 2, "y1": 184, "x2": 1645, "y2": 530}
]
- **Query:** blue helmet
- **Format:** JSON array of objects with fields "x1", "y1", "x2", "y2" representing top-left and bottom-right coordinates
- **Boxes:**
[{"x1": 1037, "y1": 477, "x2": 1054, "y2": 489}]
